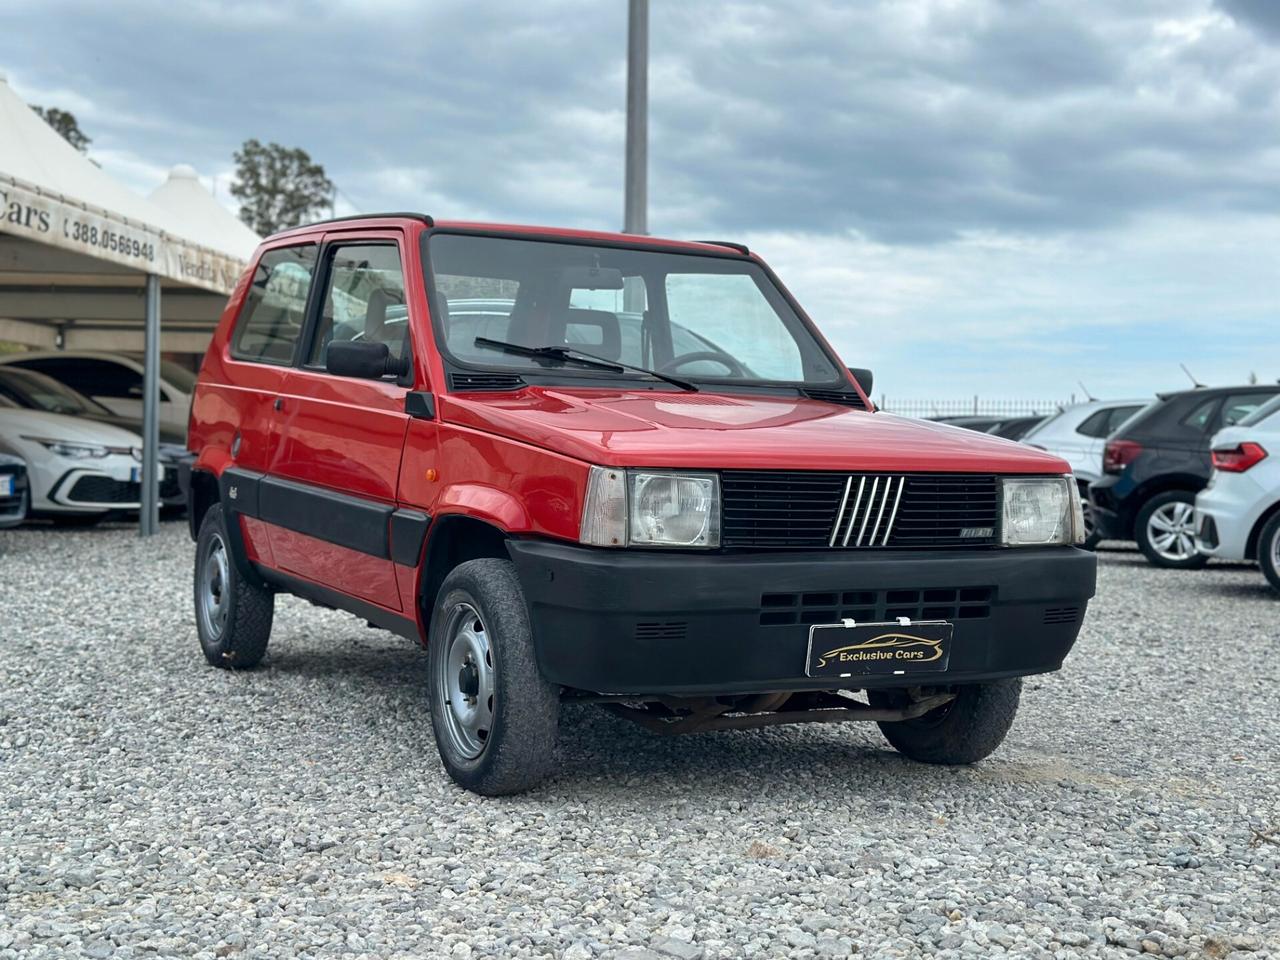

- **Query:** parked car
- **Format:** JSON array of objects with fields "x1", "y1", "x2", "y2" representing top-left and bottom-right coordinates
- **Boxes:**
[
  {"x1": 1089, "y1": 385, "x2": 1280, "y2": 568},
  {"x1": 1022, "y1": 399, "x2": 1148, "y2": 547},
  {"x1": 0, "y1": 395, "x2": 164, "y2": 525},
  {"x1": 1195, "y1": 394, "x2": 1280, "y2": 592},
  {"x1": 985, "y1": 416, "x2": 1048, "y2": 441},
  {"x1": 0, "y1": 351, "x2": 195, "y2": 436},
  {"x1": 0, "y1": 452, "x2": 29, "y2": 528},
  {"x1": 186, "y1": 215, "x2": 1095, "y2": 795},
  {"x1": 0, "y1": 366, "x2": 186, "y2": 510}
]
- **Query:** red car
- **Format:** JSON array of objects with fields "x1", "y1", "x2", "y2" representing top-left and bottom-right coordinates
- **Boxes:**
[{"x1": 186, "y1": 215, "x2": 1096, "y2": 795}]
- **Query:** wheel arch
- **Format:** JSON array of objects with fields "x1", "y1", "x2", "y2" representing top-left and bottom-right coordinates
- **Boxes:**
[
  {"x1": 187, "y1": 468, "x2": 219, "y2": 542},
  {"x1": 1245, "y1": 498, "x2": 1280, "y2": 562},
  {"x1": 417, "y1": 513, "x2": 514, "y2": 645}
]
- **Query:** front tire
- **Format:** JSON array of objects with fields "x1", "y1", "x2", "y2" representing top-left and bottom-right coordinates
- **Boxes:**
[
  {"x1": 1258, "y1": 513, "x2": 1280, "y2": 596},
  {"x1": 1135, "y1": 491, "x2": 1208, "y2": 569},
  {"x1": 868, "y1": 679, "x2": 1022, "y2": 764},
  {"x1": 194, "y1": 504, "x2": 274, "y2": 669},
  {"x1": 427, "y1": 559, "x2": 560, "y2": 795}
]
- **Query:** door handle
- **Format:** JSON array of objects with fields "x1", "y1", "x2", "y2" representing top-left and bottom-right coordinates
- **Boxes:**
[{"x1": 274, "y1": 397, "x2": 283, "y2": 412}]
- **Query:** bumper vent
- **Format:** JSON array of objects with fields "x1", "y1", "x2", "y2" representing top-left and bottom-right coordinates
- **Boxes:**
[
  {"x1": 449, "y1": 372, "x2": 526, "y2": 392},
  {"x1": 760, "y1": 586, "x2": 993, "y2": 627},
  {"x1": 1042, "y1": 607, "x2": 1081, "y2": 625},
  {"x1": 722, "y1": 472, "x2": 999, "y2": 549},
  {"x1": 634, "y1": 621, "x2": 688, "y2": 642}
]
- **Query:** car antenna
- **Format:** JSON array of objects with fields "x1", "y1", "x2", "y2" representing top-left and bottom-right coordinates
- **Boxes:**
[
  {"x1": 1076, "y1": 380, "x2": 1096, "y2": 402},
  {"x1": 1179, "y1": 363, "x2": 1205, "y2": 389}
]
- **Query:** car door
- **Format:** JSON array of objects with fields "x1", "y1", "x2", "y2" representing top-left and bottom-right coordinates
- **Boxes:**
[
  {"x1": 217, "y1": 242, "x2": 321, "y2": 566},
  {"x1": 265, "y1": 233, "x2": 413, "y2": 611}
]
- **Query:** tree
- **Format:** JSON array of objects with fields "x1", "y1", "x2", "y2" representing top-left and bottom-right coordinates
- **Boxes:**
[
  {"x1": 33, "y1": 106, "x2": 91, "y2": 153},
  {"x1": 230, "y1": 139, "x2": 335, "y2": 236}
]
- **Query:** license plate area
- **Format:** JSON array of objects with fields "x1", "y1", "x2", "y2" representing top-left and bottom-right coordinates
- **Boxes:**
[{"x1": 806, "y1": 619, "x2": 953, "y2": 678}]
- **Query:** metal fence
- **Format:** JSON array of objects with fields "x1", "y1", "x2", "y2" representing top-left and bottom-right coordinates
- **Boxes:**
[{"x1": 876, "y1": 397, "x2": 1075, "y2": 419}]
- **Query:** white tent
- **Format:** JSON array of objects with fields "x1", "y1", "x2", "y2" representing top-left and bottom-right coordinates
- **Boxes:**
[
  {"x1": 149, "y1": 164, "x2": 260, "y2": 262},
  {"x1": 0, "y1": 70, "x2": 255, "y2": 533}
]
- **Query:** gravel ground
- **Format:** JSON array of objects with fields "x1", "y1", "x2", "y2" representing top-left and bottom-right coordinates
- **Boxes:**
[{"x1": 1, "y1": 521, "x2": 1277, "y2": 960}]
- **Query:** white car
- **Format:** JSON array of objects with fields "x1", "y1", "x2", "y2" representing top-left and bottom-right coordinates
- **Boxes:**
[
  {"x1": 0, "y1": 351, "x2": 195, "y2": 436},
  {"x1": 1195, "y1": 395, "x2": 1280, "y2": 593},
  {"x1": 0, "y1": 398, "x2": 162, "y2": 525},
  {"x1": 1021, "y1": 399, "x2": 1149, "y2": 546}
]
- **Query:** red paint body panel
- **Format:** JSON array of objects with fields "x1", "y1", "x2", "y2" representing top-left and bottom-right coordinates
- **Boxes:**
[
  {"x1": 267, "y1": 525, "x2": 402, "y2": 609},
  {"x1": 439, "y1": 388, "x2": 1069, "y2": 474}
]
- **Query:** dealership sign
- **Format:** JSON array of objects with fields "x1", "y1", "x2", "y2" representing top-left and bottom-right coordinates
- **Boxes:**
[{"x1": 1, "y1": 174, "x2": 243, "y2": 295}]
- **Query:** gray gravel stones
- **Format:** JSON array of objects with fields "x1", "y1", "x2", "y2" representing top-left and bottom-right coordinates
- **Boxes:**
[{"x1": 1, "y1": 523, "x2": 1278, "y2": 958}]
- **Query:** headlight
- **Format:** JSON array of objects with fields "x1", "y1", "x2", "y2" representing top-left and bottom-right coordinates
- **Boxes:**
[
  {"x1": 22, "y1": 436, "x2": 110, "y2": 459},
  {"x1": 580, "y1": 467, "x2": 720, "y2": 548},
  {"x1": 1000, "y1": 476, "x2": 1083, "y2": 546}
]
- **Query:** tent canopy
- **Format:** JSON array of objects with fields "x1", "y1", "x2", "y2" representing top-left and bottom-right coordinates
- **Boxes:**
[{"x1": 0, "y1": 71, "x2": 255, "y2": 353}]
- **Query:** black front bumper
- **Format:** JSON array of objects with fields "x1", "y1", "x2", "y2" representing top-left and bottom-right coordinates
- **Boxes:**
[{"x1": 507, "y1": 541, "x2": 1097, "y2": 696}]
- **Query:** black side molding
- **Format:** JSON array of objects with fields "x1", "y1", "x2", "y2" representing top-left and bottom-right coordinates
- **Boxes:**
[
  {"x1": 389, "y1": 508, "x2": 431, "y2": 566},
  {"x1": 217, "y1": 467, "x2": 266, "y2": 585},
  {"x1": 258, "y1": 476, "x2": 394, "y2": 559},
  {"x1": 405, "y1": 391, "x2": 435, "y2": 419}
]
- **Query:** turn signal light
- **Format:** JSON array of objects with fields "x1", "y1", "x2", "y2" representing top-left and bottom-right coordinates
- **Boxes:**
[
  {"x1": 1103, "y1": 439, "x2": 1143, "y2": 474},
  {"x1": 1211, "y1": 442, "x2": 1268, "y2": 473}
]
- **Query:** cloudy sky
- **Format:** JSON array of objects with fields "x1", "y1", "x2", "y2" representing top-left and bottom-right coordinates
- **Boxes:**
[{"x1": 4, "y1": 0, "x2": 1279, "y2": 402}]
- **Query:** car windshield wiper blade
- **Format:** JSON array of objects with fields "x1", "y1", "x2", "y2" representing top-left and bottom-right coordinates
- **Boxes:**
[{"x1": 473, "y1": 338, "x2": 697, "y2": 392}]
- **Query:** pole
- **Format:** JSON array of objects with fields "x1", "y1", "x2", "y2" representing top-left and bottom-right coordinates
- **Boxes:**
[
  {"x1": 139, "y1": 274, "x2": 161, "y2": 537},
  {"x1": 624, "y1": 0, "x2": 648, "y2": 235}
]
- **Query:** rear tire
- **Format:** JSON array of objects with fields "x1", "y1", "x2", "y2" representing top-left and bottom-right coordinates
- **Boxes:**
[
  {"x1": 427, "y1": 559, "x2": 560, "y2": 795},
  {"x1": 194, "y1": 504, "x2": 274, "y2": 669},
  {"x1": 1258, "y1": 513, "x2": 1280, "y2": 596},
  {"x1": 1135, "y1": 491, "x2": 1208, "y2": 569},
  {"x1": 868, "y1": 679, "x2": 1021, "y2": 764}
]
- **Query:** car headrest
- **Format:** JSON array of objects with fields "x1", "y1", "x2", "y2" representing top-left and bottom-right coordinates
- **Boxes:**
[
  {"x1": 365, "y1": 288, "x2": 390, "y2": 341},
  {"x1": 556, "y1": 308, "x2": 621, "y2": 360}
]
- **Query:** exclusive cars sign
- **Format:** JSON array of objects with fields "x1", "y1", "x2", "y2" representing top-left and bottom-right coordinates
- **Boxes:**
[{"x1": 1, "y1": 175, "x2": 243, "y2": 295}]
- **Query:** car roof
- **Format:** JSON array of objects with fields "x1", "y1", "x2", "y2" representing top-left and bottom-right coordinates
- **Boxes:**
[{"x1": 264, "y1": 214, "x2": 751, "y2": 259}]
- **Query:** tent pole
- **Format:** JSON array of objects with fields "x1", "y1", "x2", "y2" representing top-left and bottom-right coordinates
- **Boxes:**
[{"x1": 140, "y1": 274, "x2": 161, "y2": 538}]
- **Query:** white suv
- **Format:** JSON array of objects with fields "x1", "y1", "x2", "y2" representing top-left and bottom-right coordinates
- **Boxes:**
[{"x1": 1195, "y1": 395, "x2": 1280, "y2": 594}]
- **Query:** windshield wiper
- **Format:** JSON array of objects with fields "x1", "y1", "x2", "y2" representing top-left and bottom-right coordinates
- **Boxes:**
[{"x1": 473, "y1": 337, "x2": 697, "y2": 392}]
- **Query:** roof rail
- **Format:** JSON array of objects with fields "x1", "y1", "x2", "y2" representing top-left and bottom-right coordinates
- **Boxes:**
[
  {"x1": 271, "y1": 212, "x2": 435, "y2": 237},
  {"x1": 695, "y1": 239, "x2": 750, "y2": 255}
]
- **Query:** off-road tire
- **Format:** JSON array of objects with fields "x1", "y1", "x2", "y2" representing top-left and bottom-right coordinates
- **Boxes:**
[
  {"x1": 427, "y1": 559, "x2": 560, "y2": 795},
  {"x1": 194, "y1": 504, "x2": 274, "y2": 669},
  {"x1": 869, "y1": 678, "x2": 1022, "y2": 764},
  {"x1": 1258, "y1": 512, "x2": 1280, "y2": 595},
  {"x1": 1135, "y1": 490, "x2": 1208, "y2": 569}
]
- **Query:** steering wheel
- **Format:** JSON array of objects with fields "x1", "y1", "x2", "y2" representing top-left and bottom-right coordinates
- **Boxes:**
[{"x1": 656, "y1": 350, "x2": 746, "y2": 378}]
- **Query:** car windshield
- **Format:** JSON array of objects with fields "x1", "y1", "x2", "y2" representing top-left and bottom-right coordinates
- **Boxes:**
[
  {"x1": 1237, "y1": 393, "x2": 1280, "y2": 428},
  {"x1": 424, "y1": 234, "x2": 843, "y2": 388},
  {"x1": 0, "y1": 367, "x2": 112, "y2": 416}
]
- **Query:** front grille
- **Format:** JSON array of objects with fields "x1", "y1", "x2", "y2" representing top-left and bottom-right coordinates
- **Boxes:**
[
  {"x1": 721, "y1": 472, "x2": 999, "y2": 549},
  {"x1": 67, "y1": 476, "x2": 139, "y2": 504},
  {"x1": 760, "y1": 586, "x2": 994, "y2": 627}
]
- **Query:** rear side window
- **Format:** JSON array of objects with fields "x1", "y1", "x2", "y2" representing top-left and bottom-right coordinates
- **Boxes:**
[
  {"x1": 1075, "y1": 409, "x2": 1112, "y2": 438},
  {"x1": 232, "y1": 245, "x2": 318, "y2": 364},
  {"x1": 308, "y1": 244, "x2": 409, "y2": 366},
  {"x1": 1106, "y1": 405, "x2": 1143, "y2": 434},
  {"x1": 1179, "y1": 397, "x2": 1220, "y2": 432}
]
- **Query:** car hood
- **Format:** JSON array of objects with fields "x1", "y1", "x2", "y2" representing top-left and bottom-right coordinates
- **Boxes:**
[
  {"x1": 442, "y1": 387, "x2": 1071, "y2": 473},
  {"x1": 0, "y1": 409, "x2": 142, "y2": 446}
]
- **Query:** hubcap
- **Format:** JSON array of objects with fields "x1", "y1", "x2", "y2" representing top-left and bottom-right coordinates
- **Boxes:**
[
  {"x1": 1270, "y1": 527, "x2": 1280, "y2": 571},
  {"x1": 199, "y1": 534, "x2": 231, "y2": 639},
  {"x1": 434, "y1": 602, "x2": 494, "y2": 760},
  {"x1": 1147, "y1": 500, "x2": 1197, "y2": 562}
]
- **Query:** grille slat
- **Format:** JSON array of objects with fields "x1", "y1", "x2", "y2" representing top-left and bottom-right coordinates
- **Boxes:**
[{"x1": 723, "y1": 472, "x2": 1000, "y2": 549}]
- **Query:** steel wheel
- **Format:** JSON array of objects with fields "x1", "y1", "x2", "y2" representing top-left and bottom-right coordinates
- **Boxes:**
[
  {"x1": 434, "y1": 602, "x2": 495, "y2": 761},
  {"x1": 1146, "y1": 500, "x2": 1197, "y2": 562},
  {"x1": 198, "y1": 533, "x2": 231, "y2": 640}
]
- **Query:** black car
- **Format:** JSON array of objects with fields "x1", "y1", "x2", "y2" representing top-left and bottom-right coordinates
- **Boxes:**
[{"x1": 1089, "y1": 385, "x2": 1280, "y2": 568}]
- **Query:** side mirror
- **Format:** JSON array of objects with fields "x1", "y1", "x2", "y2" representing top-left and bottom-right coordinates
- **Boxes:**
[
  {"x1": 848, "y1": 367, "x2": 873, "y2": 396},
  {"x1": 325, "y1": 340, "x2": 410, "y2": 380}
]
